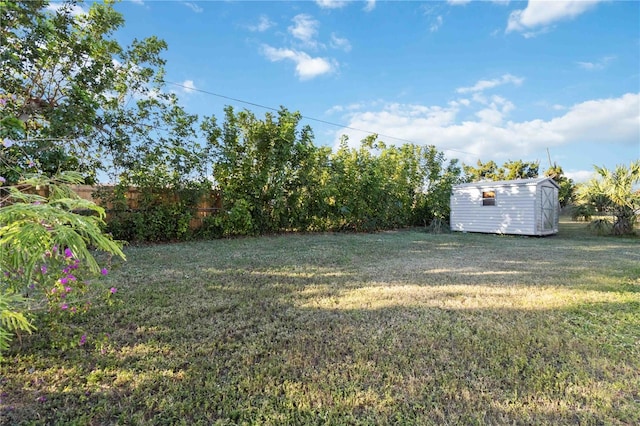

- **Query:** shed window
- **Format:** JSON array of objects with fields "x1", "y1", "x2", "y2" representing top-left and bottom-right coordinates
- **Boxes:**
[{"x1": 482, "y1": 191, "x2": 496, "y2": 206}]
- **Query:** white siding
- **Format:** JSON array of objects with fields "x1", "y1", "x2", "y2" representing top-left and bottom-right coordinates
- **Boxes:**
[{"x1": 450, "y1": 178, "x2": 559, "y2": 236}]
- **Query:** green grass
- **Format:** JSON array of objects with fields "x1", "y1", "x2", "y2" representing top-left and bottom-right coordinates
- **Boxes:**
[{"x1": 2, "y1": 220, "x2": 639, "y2": 425}]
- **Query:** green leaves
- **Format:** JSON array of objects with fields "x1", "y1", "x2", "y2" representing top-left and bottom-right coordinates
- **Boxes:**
[
  {"x1": 463, "y1": 159, "x2": 540, "y2": 182},
  {"x1": 577, "y1": 160, "x2": 640, "y2": 235},
  {"x1": 205, "y1": 111, "x2": 461, "y2": 235},
  {"x1": 1, "y1": 0, "x2": 171, "y2": 181},
  {"x1": 0, "y1": 171, "x2": 126, "y2": 358},
  {"x1": 0, "y1": 290, "x2": 35, "y2": 356}
]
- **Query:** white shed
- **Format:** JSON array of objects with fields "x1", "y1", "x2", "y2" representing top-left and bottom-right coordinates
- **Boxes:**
[{"x1": 450, "y1": 177, "x2": 560, "y2": 236}]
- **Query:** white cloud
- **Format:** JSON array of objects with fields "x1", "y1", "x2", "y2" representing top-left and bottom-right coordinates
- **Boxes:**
[
  {"x1": 430, "y1": 16, "x2": 443, "y2": 33},
  {"x1": 46, "y1": 2, "x2": 86, "y2": 16},
  {"x1": 326, "y1": 102, "x2": 367, "y2": 115},
  {"x1": 475, "y1": 108, "x2": 504, "y2": 125},
  {"x1": 131, "y1": 0, "x2": 144, "y2": 5},
  {"x1": 447, "y1": 0, "x2": 472, "y2": 5},
  {"x1": 261, "y1": 45, "x2": 335, "y2": 80},
  {"x1": 364, "y1": 0, "x2": 376, "y2": 12},
  {"x1": 315, "y1": 0, "x2": 348, "y2": 9},
  {"x1": 507, "y1": 0, "x2": 603, "y2": 34},
  {"x1": 181, "y1": 80, "x2": 196, "y2": 94},
  {"x1": 565, "y1": 170, "x2": 595, "y2": 183},
  {"x1": 289, "y1": 14, "x2": 319, "y2": 45},
  {"x1": 249, "y1": 15, "x2": 275, "y2": 32},
  {"x1": 331, "y1": 93, "x2": 640, "y2": 166},
  {"x1": 577, "y1": 55, "x2": 616, "y2": 70},
  {"x1": 182, "y1": 2, "x2": 203, "y2": 13},
  {"x1": 330, "y1": 33, "x2": 352, "y2": 52},
  {"x1": 456, "y1": 74, "x2": 524, "y2": 94}
]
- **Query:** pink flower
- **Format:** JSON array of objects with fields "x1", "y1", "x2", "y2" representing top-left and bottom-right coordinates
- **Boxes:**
[
  {"x1": 40, "y1": 265, "x2": 48, "y2": 274},
  {"x1": 60, "y1": 277, "x2": 68, "y2": 285},
  {"x1": 60, "y1": 303, "x2": 68, "y2": 310},
  {"x1": 64, "y1": 248, "x2": 73, "y2": 258},
  {"x1": 101, "y1": 268, "x2": 108, "y2": 276},
  {"x1": 65, "y1": 286, "x2": 72, "y2": 293},
  {"x1": 110, "y1": 287, "x2": 117, "y2": 294},
  {"x1": 79, "y1": 335, "x2": 87, "y2": 346}
]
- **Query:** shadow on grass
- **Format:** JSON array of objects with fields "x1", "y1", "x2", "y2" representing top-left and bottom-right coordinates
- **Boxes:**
[{"x1": 2, "y1": 228, "x2": 639, "y2": 425}]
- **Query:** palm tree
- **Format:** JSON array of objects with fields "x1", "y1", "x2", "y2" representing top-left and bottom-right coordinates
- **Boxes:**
[{"x1": 577, "y1": 161, "x2": 640, "y2": 235}]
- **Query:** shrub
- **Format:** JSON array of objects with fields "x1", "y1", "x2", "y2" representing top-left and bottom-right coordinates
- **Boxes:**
[{"x1": 0, "y1": 172, "x2": 125, "y2": 357}]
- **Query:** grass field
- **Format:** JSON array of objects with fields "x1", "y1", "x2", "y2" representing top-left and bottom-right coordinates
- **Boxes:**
[{"x1": 1, "y1": 221, "x2": 639, "y2": 425}]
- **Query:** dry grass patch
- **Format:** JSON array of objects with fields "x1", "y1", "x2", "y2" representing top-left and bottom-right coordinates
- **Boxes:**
[{"x1": 1, "y1": 221, "x2": 639, "y2": 425}]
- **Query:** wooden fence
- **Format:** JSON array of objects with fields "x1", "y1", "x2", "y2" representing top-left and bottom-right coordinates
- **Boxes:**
[{"x1": 69, "y1": 185, "x2": 223, "y2": 230}]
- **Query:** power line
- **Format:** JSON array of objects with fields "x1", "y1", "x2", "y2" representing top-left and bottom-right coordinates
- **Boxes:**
[{"x1": 164, "y1": 80, "x2": 476, "y2": 157}]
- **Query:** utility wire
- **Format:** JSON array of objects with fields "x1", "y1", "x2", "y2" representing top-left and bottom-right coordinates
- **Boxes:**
[{"x1": 164, "y1": 80, "x2": 476, "y2": 157}]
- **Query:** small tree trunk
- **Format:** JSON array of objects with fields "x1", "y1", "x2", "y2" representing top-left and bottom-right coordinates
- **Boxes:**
[{"x1": 612, "y1": 207, "x2": 636, "y2": 235}]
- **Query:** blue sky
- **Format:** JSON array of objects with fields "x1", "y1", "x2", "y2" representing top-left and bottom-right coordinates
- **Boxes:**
[{"x1": 71, "y1": 1, "x2": 640, "y2": 181}]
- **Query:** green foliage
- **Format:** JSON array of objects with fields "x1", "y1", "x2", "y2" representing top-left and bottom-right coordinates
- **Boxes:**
[
  {"x1": 219, "y1": 198, "x2": 255, "y2": 236},
  {"x1": 463, "y1": 159, "x2": 539, "y2": 182},
  {"x1": 424, "y1": 217, "x2": 450, "y2": 234},
  {"x1": 99, "y1": 184, "x2": 210, "y2": 243},
  {"x1": 545, "y1": 163, "x2": 575, "y2": 208},
  {"x1": 576, "y1": 161, "x2": 640, "y2": 235},
  {"x1": 204, "y1": 109, "x2": 462, "y2": 235},
  {"x1": 588, "y1": 218, "x2": 613, "y2": 235},
  {"x1": 0, "y1": 291, "x2": 35, "y2": 353},
  {"x1": 413, "y1": 146, "x2": 462, "y2": 226},
  {"x1": 0, "y1": 171, "x2": 125, "y2": 357},
  {"x1": 94, "y1": 93, "x2": 215, "y2": 243},
  {"x1": 204, "y1": 106, "x2": 328, "y2": 234},
  {"x1": 1, "y1": 0, "x2": 170, "y2": 182},
  {"x1": 570, "y1": 204, "x2": 595, "y2": 222},
  {"x1": 325, "y1": 137, "x2": 461, "y2": 231}
]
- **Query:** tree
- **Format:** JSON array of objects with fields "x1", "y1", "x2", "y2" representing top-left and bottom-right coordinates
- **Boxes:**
[
  {"x1": 544, "y1": 163, "x2": 575, "y2": 208},
  {"x1": 203, "y1": 106, "x2": 323, "y2": 235},
  {"x1": 0, "y1": 110, "x2": 125, "y2": 356},
  {"x1": 463, "y1": 160, "x2": 502, "y2": 182},
  {"x1": 502, "y1": 159, "x2": 539, "y2": 180},
  {"x1": 415, "y1": 147, "x2": 462, "y2": 226},
  {"x1": 576, "y1": 161, "x2": 640, "y2": 235},
  {"x1": 463, "y1": 159, "x2": 538, "y2": 182},
  {"x1": 1, "y1": 0, "x2": 169, "y2": 182}
]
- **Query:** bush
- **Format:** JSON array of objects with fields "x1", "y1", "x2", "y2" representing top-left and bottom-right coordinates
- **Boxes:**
[
  {"x1": 0, "y1": 172, "x2": 125, "y2": 357},
  {"x1": 588, "y1": 218, "x2": 613, "y2": 235},
  {"x1": 571, "y1": 204, "x2": 594, "y2": 222}
]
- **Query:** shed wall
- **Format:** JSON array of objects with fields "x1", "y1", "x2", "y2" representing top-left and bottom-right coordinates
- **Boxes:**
[{"x1": 450, "y1": 179, "x2": 557, "y2": 236}]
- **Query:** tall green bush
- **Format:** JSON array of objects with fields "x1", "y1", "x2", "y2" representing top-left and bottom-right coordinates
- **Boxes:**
[{"x1": 203, "y1": 106, "x2": 324, "y2": 235}]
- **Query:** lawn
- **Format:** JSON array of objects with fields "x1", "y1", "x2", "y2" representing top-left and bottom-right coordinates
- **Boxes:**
[{"x1": 1, "y1": 221, "x2": 639, "y2": 425}]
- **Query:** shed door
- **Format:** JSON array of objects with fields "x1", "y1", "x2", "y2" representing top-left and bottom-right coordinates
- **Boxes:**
[{"x1": 541, "y1": 186, "x2": 556, "y2": 231}]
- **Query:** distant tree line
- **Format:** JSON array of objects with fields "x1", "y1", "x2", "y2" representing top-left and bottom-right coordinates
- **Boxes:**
[{"x1": 3, "y1": 0, "x2": 636, "y2": 241}]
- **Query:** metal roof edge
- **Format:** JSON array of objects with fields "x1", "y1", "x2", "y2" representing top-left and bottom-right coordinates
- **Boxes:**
[{"x1": 453, "y1": 177, "x2": 560, "y2": 189}]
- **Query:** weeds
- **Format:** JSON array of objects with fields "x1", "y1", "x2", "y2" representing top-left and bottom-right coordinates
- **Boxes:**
[{"x1": 1, "y1": 221, "x2": 638, "y2": 425}]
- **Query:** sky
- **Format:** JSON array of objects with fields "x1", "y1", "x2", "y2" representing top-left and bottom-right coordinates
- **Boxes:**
[{"x1": 64, "y1": 0, "x2": 640, "y2": 182}]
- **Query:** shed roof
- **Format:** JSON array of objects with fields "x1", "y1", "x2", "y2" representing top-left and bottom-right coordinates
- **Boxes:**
[{"x1": 453, "y1": 176, "x2": 559, "y2": 189}]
